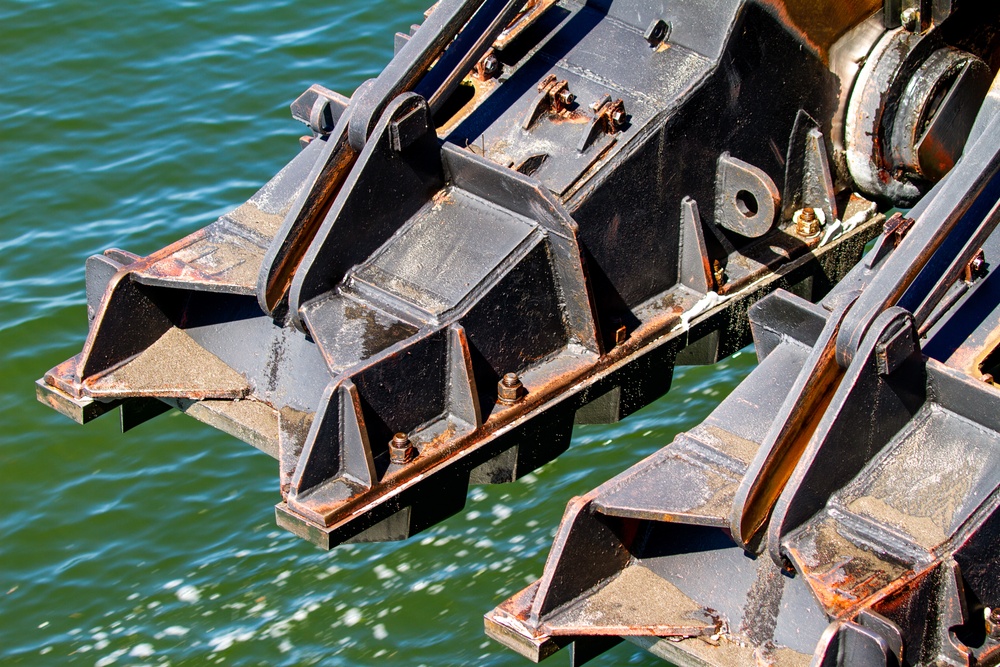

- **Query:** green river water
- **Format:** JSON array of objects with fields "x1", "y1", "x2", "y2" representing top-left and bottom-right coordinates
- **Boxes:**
[{"x1": 1, "y1": 1, "x2": 759, "y2": 664}]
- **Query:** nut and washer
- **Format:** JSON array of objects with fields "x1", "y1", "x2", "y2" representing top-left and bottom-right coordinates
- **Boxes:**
[
  {"x1": 497, "y1": 372, "x2": 525, "y2": 406},
  {"x1": 388, "y1": 432, "x2": 415, "y2": 464},
  {"x1": 795, "y1": 207, "x2": 822, "y2": 239},
  {"x1": 481, "y1": 53, "x2": 501, "y2": 79},
  {"x1": 713, "y1": 259, "x2": 726, "y2": 288},
  {"x1": 986, "y1": 607, "x2": 1000, "y2": 637}
]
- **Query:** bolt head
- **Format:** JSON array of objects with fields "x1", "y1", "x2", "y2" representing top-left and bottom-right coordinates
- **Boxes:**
[
  {"x1": 970, "y1": 250, "x2": 986, "y2": 276},
  {"x1": 615, "y1": 325, "x2": 628, "y2": 347},
  {"x1": 901, "y1": 7, "x2": 920, "y2": 31},
  {"x1": 712, "y1": 260, "x2": 726, "y2": 287},
  {"x1": 987, "y1": 607, "x2": 1000, "y2": 637},
  {"x1": 497, "y1": 373, "x2": 525, "y2": 405},
  {"x1": 482, "y1": 54, "x2": 500, "y2": 78},
  {"x1": 795, "y1": 208, "x2": 821, "y2": 239},
  {"x1": 557, "y1": 89, "x2": 575, "y2": 107},
  {"x1": 388, "y1": 432, "x2": 415, "y2": 464}
]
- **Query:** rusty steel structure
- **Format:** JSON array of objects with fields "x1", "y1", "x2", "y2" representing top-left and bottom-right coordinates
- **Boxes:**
[
  {"x1": 487, "y1": 110, "x2": 1000, "y2": 665},
  {"x1": 485, "y1": 4, "x2": 1000, "y2": 665},
  {"x1": 35, "y1": 0, "x2": 1000, "y2": 663}
]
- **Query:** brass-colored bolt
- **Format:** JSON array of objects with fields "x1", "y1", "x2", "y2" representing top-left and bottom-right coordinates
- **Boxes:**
[
  {"x1": 713, "y1": 259, "x2": 726, "y2": 288},
  {"x1": 388, "y1": 432, "x2": 415, "y2": 464},
  {"x1": 615, "y1": 325, "x2": 628, "y2": 347},
  {"x1": 986, "y1": 607, "x2": 1000, "y2": 637},
  {"x1": 497, "y1": 372, "x2": 525, "y2": 406},
  {"x1": 796, "y1": 207, "x2": 821, "y2": 239}
]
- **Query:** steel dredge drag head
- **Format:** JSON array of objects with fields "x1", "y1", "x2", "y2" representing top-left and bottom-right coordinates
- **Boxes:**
[{"x1": 34, "y1": 2, "x2": 1000, "y2": 663}]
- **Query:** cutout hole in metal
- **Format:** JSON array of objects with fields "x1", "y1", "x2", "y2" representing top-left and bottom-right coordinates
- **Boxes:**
[{"x1": 736, "y1": 189, "x2": 759, "y2": 217}]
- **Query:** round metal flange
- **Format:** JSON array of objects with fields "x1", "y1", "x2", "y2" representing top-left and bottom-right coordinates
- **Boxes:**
[
  {"x1": 845, "y1": 28, "x2": 991, "y2": 207},
  {"x1": 890, "y1": 47, "x2": 990, "y2": 182},
  {"x1": 845, "y1": 28, "x2": 924, "y2": 205}
]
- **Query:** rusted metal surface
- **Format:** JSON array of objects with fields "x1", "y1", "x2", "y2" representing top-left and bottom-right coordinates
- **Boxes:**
[
  {"x1": 769, "y1": 0, "x2": 882, "y2": 57},
  {"x1": 39, "y1": 0, "x2": 915, "y2": 558},
  {"x1": 34, "y1": 0, "x2": 1000, "y2": 663},
  {"x1": 493, "y1": 0, "x2": 557, "y2": 50},
  {"x1": 258, "y1": 127, "x2": 359, "y2": 312},
  {"x1": 489, "y1": 35, "x2": 1000, "y2": 663}
]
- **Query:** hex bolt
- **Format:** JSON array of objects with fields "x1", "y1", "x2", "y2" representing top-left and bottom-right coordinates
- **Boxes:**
[
  {"x1": 497, "y1": 372, "x2": 525, "y2": 406},
  {"x1": 481, "y1": 53, "x2": 501, "y2": 79},
  {"x1": 388, "y1": 432, "x2": 415, "y2": 464},
  {"x1": 713, "y1": 259, "x2": 726, "y2": 288},
  {"x1": 901, "y1": 7, "x2": 920, "y2": 32},
  {"x1": 610, "y1": 106, "x2": 627, "y2": 129},
  {"x1": 615, "y1": 325, "x2": 628, "y2": 347},
  {"x1": 968, "y1": 249, "x2": 986, "y2": 280},
  {"x1": 987, "y1": 607, "x2": 1000, "y2": 637},
  {"x1": 796, "y1": 207, "x2": 821, "y2": 239}
]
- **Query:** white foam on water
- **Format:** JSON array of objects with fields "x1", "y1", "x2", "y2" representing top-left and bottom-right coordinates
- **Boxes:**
[
  {"x1": 157, "y1": 626, "x2": 189, "y2": 638},
  {"x1": 175, "y1": 585, "x2": 201, "y2": 604},
  {"x1": 130, "y1": 643, "x2": 155, "y2": 658},
  {"x1": 373, "y1": 564, "x2": 395, "y2": 580},
  {"x1": 208, "y1": 628, "x2": 254, "y2": 652},
  {"x1": 95, "y1": 647, "x2": 127, "y2": 667}
]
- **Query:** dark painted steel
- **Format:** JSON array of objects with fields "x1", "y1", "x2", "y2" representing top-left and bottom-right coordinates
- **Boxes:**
[
  {"x1": 38, "y1": 0, "x2": 995, "y2": 583},
  {"x1": 489, "y1": 22, "x2": 1000, "y2": 663}
]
